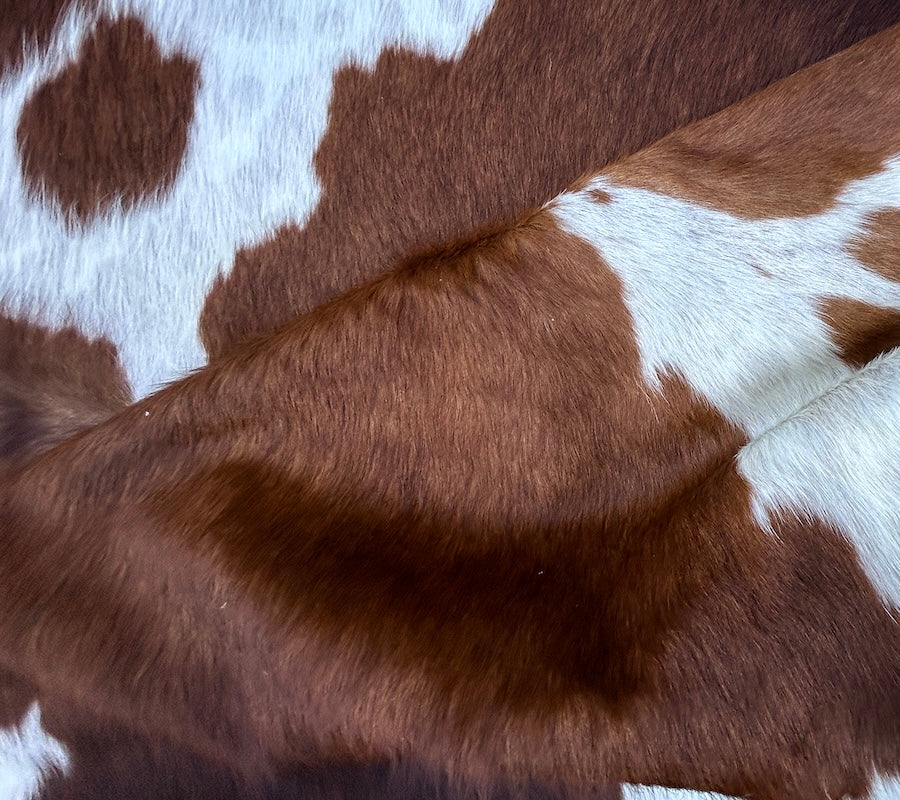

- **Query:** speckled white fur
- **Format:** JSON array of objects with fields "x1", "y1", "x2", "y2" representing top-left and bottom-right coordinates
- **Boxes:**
[
  {"x1": 551, "y1": 159, "x2": 900, "y2": 439},
  {"x1": 868, "y1": 772, "x2": 900, "y2": 800}
]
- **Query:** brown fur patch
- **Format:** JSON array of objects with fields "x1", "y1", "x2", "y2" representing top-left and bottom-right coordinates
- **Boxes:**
[
  {"x1": 604, "y1": 26, "x2": 900, "y2": 219},
  {"x1": 200, "y1": 0, "x2": 900, "y2": 356},
  {"x1": 820, "y1": 297, "x2": 900, "y2": 367},
  {"x1": 0, "y1": 315, "x2": 131, "y2": 471},
  {"x1": 5, "y1": 212, "x2": 897, "y2": 796},
  {"x1": 819, "y1": 209, "x2": 900, "y2": 365},
  {"x1": 629, "y1": 512, "x2": 900, "y2": 800},
  {"x1": 16, "y1": 15, "x2": 199, "y2": 225},
  {"x1": 0, "y1": 218, "x2": 739, "y2": 785},
  {"x1": 589, "y1": 188, "x2": 612, "y2": 205}
]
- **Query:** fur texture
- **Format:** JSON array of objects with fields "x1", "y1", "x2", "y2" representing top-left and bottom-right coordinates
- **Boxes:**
[
  {"x1": 1, "y1": 4, "x2": 900, "y2": 800},
  {"x1": 0, "y1": 28, "x2": 898, "y2": 797}
]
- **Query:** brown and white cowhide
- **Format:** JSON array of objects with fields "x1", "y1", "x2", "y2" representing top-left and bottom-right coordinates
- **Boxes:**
[
  {"x1": 1, "y1": 0, "x2": 898, "y2": 408},
  {"x1": 1, "y1": 11, "x2": 899, "y2": 800},
  {"x1": 3, "y1": 1, "x2": 900, "y2": 799}
]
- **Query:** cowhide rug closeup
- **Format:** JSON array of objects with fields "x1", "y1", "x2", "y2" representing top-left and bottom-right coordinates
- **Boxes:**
[{"x1": 0, "y1": 2, "x2": 898, "y2": 799}]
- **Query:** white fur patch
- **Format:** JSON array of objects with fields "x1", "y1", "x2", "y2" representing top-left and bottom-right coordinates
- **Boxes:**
[
  {"x1": 867, "y1": 771, "x2": 900, "y2": 800},
  {"x1": 737, "y1": 349, "x2": 900, "y2": 607},
  {"x1": 551, "y1": 159, "x2": 900, "y2": 607},
  {"x1": 0, "y1": 0, "x2": 495, "y2": 399},
  {"x1": 0, "y1": 703, "x2": 70, "y2": 800},
  {"x1": 622, "y1": 785, "x2": 738, "y2": 800},
  {"x1": 551, "y1": 159, "x2": 900, "y2": 439},
  {"x1": 623, "y1": 775, "x2": 900, "y2": 800}
]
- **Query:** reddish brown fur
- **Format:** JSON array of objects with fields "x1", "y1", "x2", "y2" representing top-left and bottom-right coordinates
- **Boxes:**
[
  {"x1": 850, "y1": 209, "x2": 900, "y2": 285},
  {"x1": 818, "y1": 210, "x2": 900, "y2": 363},
  {"x1": 24, "y1": 675, "x2": 618, "y2": 800},
  {"x1": 0, "y1": 665, "x2": 34, "y2": 729},
  {"x1": 1, "y1": 207, "x2": 897, "y2": 798},
  {"x1": 200, "y1": 0, "x2": 900, "y2": 355},
  {"x1": 16, "y1": 15, "x2": 199, "y2": 225},
  {"x1": 604, "y1": 26, "x2": 900, "y2": 218}
]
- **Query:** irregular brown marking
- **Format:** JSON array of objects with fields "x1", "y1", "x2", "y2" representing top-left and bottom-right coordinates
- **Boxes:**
[
  {"x1": 0, "y1": 217, "x2": 743, "y2": 787},
  {"x1": 818, "y1": 209, "x2": 900, "y2": 365},
  {"x1": 0, "y1": 314, "x2": 131, "y2": 472},
  {"x1": 820, "y1": 297, "x2": 900, "y2": 367},
  {"x1": 849, "y1": 208, "x2": 900, "y2": 283},
  {"x1": 201, "y1": 0, "x2": 900, "y2": 356},
  {"x1": 589, "y1": 188, "x2": 612, "y2": 205},
  {"x1": 16, "y1": 16, "x2": 199, "y2": 226},
  {"x1": 0, "y1": 0, "x2": 85, "y2": 78},
  {"x1": 605, "y1": 26, "x2": 900, "y2": 219},
  {"x1": 25, "y1": 214, "x2": 900, "y2": 795}
]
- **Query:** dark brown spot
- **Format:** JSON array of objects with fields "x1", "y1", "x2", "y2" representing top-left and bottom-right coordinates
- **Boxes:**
[
  {"x1": 16, "y1": 16, "x2": 199, "y2": 225},
  {"x1": 826, "y1": 212, "x2": 900, "y2": 362},
  {"x1": 589, "y1": 188, "x2": 612, "y2": 205},
  {"x1": 201, "y1": 0, "x2": 900, "y2": 356},
  {"x1": 820, "y1": 297, "x2": 900, "y2": 367}
]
